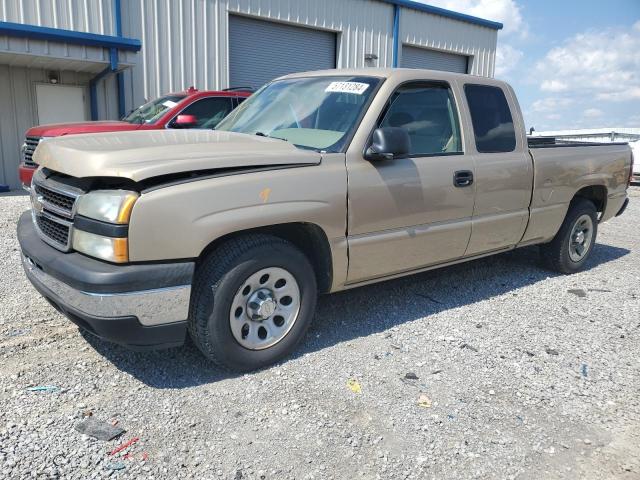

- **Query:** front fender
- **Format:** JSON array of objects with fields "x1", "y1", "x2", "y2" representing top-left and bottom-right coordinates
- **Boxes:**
[{"x1": 127, "y1": 156, "x2": 347, "y2": 277}]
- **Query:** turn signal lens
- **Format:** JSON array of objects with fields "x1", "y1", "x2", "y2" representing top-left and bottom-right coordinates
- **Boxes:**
[{"x1": 72, "y1": 230, "x2": 128, "y2": 263}]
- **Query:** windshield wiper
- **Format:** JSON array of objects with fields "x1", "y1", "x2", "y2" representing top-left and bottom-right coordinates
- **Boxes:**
[
  {"x1": 254, "y1": 132, "x2": 321, "y2": 152},
  {"x1": 255, "y1": 132, "x2": 287, "y2": 142}
]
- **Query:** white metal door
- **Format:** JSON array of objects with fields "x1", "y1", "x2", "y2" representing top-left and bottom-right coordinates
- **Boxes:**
[{"x1": 35, "y1": 84, "x2": 87, "y2": 125}]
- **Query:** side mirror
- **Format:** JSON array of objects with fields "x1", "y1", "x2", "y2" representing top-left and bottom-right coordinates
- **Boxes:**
[
  {"x1": 364, "y1": 127, "x2": 411, "y2": 161},
  {"x1": 173, "y1": 114, "x2": 198, "y2": 128}
]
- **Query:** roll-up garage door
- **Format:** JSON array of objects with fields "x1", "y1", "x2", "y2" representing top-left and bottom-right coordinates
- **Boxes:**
[
  {"x1": 229, "y1": 15, "x2": 337, "y2": 89},
  {"x1": 401, "y1": 45, "x2": 468, "y2": 73}
]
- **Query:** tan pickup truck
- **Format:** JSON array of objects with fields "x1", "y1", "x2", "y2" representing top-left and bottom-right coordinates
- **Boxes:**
[{"x1": 18, "y1": 69, "x2": 633, "y2": 371}]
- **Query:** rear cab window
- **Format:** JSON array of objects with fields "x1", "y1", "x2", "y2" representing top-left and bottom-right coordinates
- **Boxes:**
[{"x1": 464, "y1": 84, "x2": 516, "y2": 153}]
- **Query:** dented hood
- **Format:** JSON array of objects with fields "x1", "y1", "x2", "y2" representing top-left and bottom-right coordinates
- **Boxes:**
[{"x1": 33, "y1": 129, "x2": 321, "y2": 182}]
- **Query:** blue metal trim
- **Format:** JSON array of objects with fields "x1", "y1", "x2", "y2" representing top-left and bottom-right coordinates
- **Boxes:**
[
  {"x1": 381, "y1": 0, "x2": 503, "y2": 30},
  {"x1": 90, "y1": 70, "x2": 108, "y2": 121},
  {"x1": 392, "y1": 5, "x2": 400, "y2": 68},
  {"x1": 114, "y1": 0, "x2": 123, "y2": 37},
  {"x1": 90, "y1": 47, "x2": 119, "y2": 120},
  {"x1": 117, "y1": 73, "x2": 126, "y2": 119},
  {"x1": 0, "y1": 21, "x2": 141, "y2": 51},
  {"x1": 114, "y1": 0, "x2": 126, "y2": 118},
  {"x1": 109, "y1": 48, "x2": 118, "y2": 70}
]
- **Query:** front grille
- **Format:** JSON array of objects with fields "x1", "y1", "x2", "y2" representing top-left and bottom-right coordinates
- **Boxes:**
[
  {"x1": 23, "y1": 136, "x2": 41, "y2": 168},
  {"x1": 34, "y1": 184, "x2": 76, "y2": 216},
  {"x1": 31, "y1": 171, "x2": 83, "y2": 252},
  {"x1": 35, "y1": 213, "x2": 70, "y2": 249}
]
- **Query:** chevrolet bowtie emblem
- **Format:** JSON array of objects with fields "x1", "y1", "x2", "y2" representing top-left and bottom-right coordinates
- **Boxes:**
[{"x1": 32, "y1": 194, "x2": 44, "y2": 214}]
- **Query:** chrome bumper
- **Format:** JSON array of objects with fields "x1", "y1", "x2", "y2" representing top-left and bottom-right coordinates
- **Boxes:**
[{"x1": 22, "y1": 254, "x2": 191, "y2": 327}]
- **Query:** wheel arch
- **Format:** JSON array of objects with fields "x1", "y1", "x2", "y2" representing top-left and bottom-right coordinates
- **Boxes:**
[
  {"x1": 572, "y1": 184, "x2": 607, "y2": 215},
  {"x1": 197, "y1": 222, "x2": 334, "y2": 294}
]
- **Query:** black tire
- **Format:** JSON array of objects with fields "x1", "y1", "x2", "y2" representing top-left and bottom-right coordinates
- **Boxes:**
[
  {"x1": 188, "y1": 234, "x2": 317, "y2": 372},
  {"x1": 540, "y1": 198, "x2": 598, "y2": 274}
]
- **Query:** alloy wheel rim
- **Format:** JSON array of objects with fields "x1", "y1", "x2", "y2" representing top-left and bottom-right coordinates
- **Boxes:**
[
  {"x1": 568, "y1": 214, "x2": 594, "y2": 262},
  {"x1": 229, "y1": 267, "x2": 301, "y2": 350}
]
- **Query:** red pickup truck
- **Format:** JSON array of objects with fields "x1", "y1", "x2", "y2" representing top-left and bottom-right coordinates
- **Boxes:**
[{"x1": 19, "y1": 87, "x2": 251, "y2": 186}]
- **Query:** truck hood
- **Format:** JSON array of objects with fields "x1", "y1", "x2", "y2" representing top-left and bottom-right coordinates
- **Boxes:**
[
  {"x1": 27, "y1": 121, "x2": 141, "y2": 137},
  {"x1": 33, "y1": 129, "x2": 322, "y2": 182}
]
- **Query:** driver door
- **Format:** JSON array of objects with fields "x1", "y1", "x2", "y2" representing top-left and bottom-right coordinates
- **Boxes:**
[{"x1": 346, "y1": 81, "x2": 476, "y2": 283}]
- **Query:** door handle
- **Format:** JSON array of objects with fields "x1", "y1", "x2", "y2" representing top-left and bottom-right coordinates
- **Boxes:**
[{"x1": 454, "y1": 170, "x2": 474, "y2": 187}]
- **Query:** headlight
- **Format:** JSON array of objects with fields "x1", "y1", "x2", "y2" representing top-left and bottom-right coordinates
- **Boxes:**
[
  {"x1": 77, "y1": 190, "x2": 139, "y2": 224},
  {"x1": 73, "y1": 190, "x2": 138, "y2": 263},
  {"x1": 73, "y1": 230, "x2": 129, "y2": 263}
]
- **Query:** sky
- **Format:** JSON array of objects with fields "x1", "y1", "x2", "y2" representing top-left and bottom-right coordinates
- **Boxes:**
[{"x1": 420, "y1": 0, "x2": 640, "y2": 132}]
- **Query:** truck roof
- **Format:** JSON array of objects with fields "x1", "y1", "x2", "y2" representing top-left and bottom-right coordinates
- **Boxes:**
[
  {"x1": 280, "y1": 67, "x2": 506, "y2": 86},
  {"x1": 167, "y1": 86, "x2": 253, "y2": 98}
]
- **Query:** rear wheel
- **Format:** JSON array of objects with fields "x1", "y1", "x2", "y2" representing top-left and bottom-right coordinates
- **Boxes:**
[
  {"x1": 188, "y1": 234, "x2": 317, "y2": 372},
  {"x1": 540, "y1": 199, "x2": 598, "y2": 274}
]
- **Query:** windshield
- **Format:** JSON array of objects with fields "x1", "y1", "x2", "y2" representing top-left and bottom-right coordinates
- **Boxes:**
[
  {"x1": 123, "y1": 95, "x2": 186, "y2": 124},
  {"x1": 216, "y1": 76, "x2": 380, "y2": 152}
]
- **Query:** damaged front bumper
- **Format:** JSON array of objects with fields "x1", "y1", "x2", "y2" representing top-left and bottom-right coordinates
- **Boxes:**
[{"x1": 17, "y1": 211, "x2": 194, "y2": 350}]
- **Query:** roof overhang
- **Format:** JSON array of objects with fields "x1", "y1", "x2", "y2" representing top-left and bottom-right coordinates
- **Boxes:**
[
  {"x1": 0, "y1": 21, "x2": 141, "y2": 51},
  {"x1": 0, "y1": 51, "x2": 133, "y2": 74},
  {"x1": 381, "y1": 0, "x2": 503, "y2": 30}
]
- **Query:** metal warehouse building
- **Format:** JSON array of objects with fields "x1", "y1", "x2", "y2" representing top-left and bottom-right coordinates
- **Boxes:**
[{"x1": 0, "y1": 0, "x2": 501, "y2": 189}]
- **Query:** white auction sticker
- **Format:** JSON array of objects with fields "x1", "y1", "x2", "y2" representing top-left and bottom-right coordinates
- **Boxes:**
[
  {"x1": 162, "y1": 100, "x2": 178, "y2": 108},
  {"x1": 325, "y1": 81, "x2": 370, "y2": 95}
]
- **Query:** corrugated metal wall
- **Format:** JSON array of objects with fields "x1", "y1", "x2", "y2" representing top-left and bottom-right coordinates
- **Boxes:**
[
  {"x1": 0, "y1": 65, "x2": 91, "y2": 187},
  {"x1": 121, "y1": 0, "x2": 395, "y2": 105},
  {"x1": 0, "y1": 0, "x2": 118, "y2": 90},
  {"x1": 0, "y1": 38, "x2": 112, "y2": 67},
  {"x1": 400, "y1": 8, "x2": 497, "y2": 77},
  {"x1": 122, "y1": 0, "x2": 497, "y2": 108},
  {"x1": 0, "y1": 1, "x2": 116, "y2": 188},
  {"x1": 95, "y1": 73, "x2": 120, "y2": 120},
  {"x1": 0, "y1": 0, "x2": 499, "y2": 188},
  {"x1": 0, "y1": 0, "x2": 115, "y2": 34}
]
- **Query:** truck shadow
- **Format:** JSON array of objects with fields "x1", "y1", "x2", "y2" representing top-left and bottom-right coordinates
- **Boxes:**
[{"x1": 82, "y1": 243, "x2": 630, "y2": 388}]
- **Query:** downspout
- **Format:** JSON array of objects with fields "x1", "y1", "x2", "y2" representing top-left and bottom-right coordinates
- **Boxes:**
[
  {"x1": 392, "y1": 4, "x2": 400, "y2": 68},
  {"x1": 114, "y1": 0, "x2": 126, "y2": 118},
  {"x1": 89, "y1": 48, "x2": 118, "y2": 120},
  {"x1": 90, "y1": 0, "x2": 125, "y2": 120}
]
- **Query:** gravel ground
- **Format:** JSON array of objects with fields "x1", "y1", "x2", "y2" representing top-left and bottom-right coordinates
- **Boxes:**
[{"x1": 1, "y1": 188, "x2": 639, "y2": 480}]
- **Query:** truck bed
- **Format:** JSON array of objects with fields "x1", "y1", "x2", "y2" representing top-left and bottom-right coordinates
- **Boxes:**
[
  {"x1": 519, "y1": 141, "x2": 632, "y2": 246},
  {"x1": 527, "y1": 136, "x2": 629, "y2": 148}
]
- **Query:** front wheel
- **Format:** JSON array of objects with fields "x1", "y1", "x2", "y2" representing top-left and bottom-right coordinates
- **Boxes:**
[
  {"x1": 540, "y1": 199, "x2": 598, "y2": 274},
  {"x1": 188, "y1": 234, "x2": 317, "y2": 372}
]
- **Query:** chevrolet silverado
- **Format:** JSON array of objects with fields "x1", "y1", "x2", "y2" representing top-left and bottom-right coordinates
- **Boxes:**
[{"x1": 18, "y1": 69, "x2": 633, "y2": 371}]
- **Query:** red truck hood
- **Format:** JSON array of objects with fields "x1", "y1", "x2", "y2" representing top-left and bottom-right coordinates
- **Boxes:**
[{"x1": 27, "y1": 121, "x2": 142, "y2": 137}]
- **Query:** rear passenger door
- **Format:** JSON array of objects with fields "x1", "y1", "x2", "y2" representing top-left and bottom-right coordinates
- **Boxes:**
[
  {"x1": 462, "y1": 84, "x2": 532, "y2": 256},
  {"x1": 346, "y1": 81, "x2": 476, "y2": 283}
]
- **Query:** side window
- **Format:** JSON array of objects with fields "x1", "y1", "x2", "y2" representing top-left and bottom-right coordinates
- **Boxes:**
[
  {"x1": 464, "y1": 84, "x2": 516, "y2": 153},
  {"x1": 379, "y1": 83, "x2": 462, "y2": 156},
  {"x1": 175, "y1": 97, "x2": 234, "y2": 129}
]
